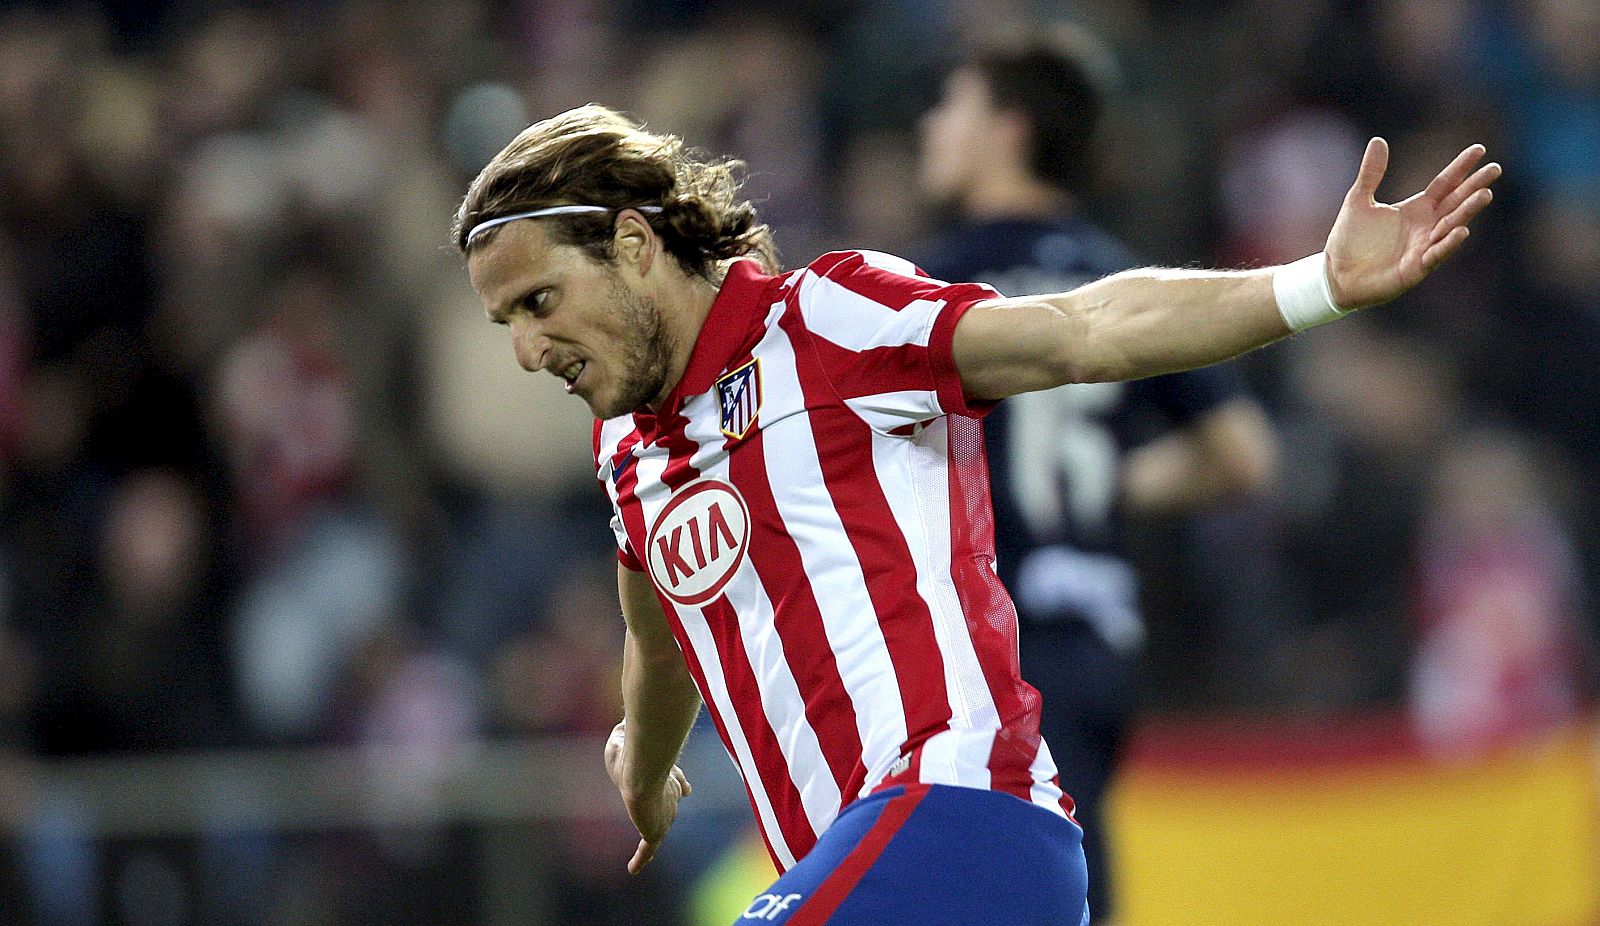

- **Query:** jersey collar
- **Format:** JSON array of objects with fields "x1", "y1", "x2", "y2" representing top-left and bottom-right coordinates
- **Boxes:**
[{"x1": 658, "y1": 258, "x2": 774, "y2": 414}]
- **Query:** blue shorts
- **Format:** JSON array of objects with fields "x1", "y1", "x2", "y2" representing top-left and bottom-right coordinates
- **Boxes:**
[{"x1": 732, "y1": 784, "x2": 1090, "y2": 925}]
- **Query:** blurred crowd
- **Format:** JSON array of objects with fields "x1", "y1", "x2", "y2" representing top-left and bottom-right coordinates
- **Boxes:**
[{"x1": 0, "y1": 0, "x2": 1595, "y2": 923}]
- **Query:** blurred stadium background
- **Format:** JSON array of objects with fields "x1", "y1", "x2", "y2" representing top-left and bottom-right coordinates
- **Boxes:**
[{"x1": 0, "y1": 0, "x2": 1595, "y2": 924}]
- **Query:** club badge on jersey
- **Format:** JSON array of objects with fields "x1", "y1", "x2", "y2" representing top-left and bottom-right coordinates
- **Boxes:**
[{"x1": 717, "y1": 358, "x2": 762, "y2": 441}]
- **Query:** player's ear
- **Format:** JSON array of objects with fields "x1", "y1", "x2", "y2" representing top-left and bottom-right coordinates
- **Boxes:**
[{"x1": 612, "y1": 209, "x2": 656, "y2": 278}]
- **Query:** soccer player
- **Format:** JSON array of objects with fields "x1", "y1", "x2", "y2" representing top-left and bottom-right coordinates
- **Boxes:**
[
  {"x1": 453, "y1": 105, "x2": 1497, "y2": 925},
  {"x1": 913, "y1": 29, "x2": 1279, "y2": 922}
]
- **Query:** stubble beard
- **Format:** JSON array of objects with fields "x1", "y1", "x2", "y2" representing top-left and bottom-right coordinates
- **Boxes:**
[{"x1": 593, "y1": 277, "x2": 673, "y2": 420}]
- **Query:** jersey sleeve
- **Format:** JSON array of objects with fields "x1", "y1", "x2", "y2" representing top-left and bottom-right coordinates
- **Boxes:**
[
  {"x1": 792, "y1": 250, "x2": 1000, "y2": 429},
  {"x1": 593, "y1": 419, "x2": 645, "y2": 571}
]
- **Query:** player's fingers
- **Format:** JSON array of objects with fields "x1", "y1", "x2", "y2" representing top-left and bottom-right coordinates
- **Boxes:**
[
  {"x1": 628, "y1": 838, "x2": 655, "y2": 875},
  {"x1": 1434, "y1": 161, "x2": 1501, "y2": 217},
  {"x1": 1421, "y1": 226, "x2": 1469, "y2": 273},
  {"x1": 1348, "y1": 137, "x2": 1390, "y2": 203},
  {"x1": 1431, "y1": 187, "x2": 1493, "y2": 240},
  {"x1": 672, "y1": 767, "x2": 693, "y2": 797},
  {"x1": 1422, "y1": 144, "x2": 1486, "y2": 206}
]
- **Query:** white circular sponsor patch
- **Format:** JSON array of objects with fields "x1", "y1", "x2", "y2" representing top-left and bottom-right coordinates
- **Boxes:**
[{"x1": 645, "y1": 478, "x2": 751, "y2": 606}]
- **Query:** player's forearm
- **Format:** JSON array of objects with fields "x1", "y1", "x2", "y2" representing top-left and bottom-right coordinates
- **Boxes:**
[
  {"x1": 618, "y1": 627, "x2": 701, "y2": 802},
  {"x1": 955, "y1": 266, "x2": 1298, "y2": 401},
  {"x1": 1047, "y1": 266, "x2": 1290, "y2": 384}
]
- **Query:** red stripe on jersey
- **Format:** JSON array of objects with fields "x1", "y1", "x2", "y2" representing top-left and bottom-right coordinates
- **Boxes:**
[
  {"x1": 1051, "y1": 774, "x2": 1079, "y2": 821},
  {"x1": 779, "y1": 304, "x2": 955, "y2": 751},
  {"x1": 805, "y1": 337, "x2": 935, "y2": 403},
  {"x1": 786, "y1": 784, "x2": 929, "y2": 926},
  {"x1": 670, "y1": 620, "x2": 786, "y2": 869},
  {"x1": 654, "y1": 408, "x2": 703, "y2": 490},
  {"x1": 730, "y1": 425, "x2": 869, "y2": 807},
  {"x1": 944, "y1": 413, "x2": 1043, "y2": 801},
  {"x1": 628, "y1": 405, "x2": 702, "y2": 491},
  {"x1": 610, "y1": 429, "x2": 648, "y2": 571},
  {"x1": 926, "y1": 296, "x2": 996, "y2": 418},
  {"x1": 807, "y1": 252, "x2": 997, "y2": 419},
  {"x1": 801, "y1": 250, "x2": 868, "y2": 286},
  {"x1": 806, "y1": 251, "x2": 975, "y2": 312},
  {"x1": 702, "y1": 595, "x2": 819, "y2": 863}
]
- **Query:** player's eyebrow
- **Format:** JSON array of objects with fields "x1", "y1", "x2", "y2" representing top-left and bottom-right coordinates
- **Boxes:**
[{"x1": 486, "y1": 284, "x2": 541, "y2": 324}]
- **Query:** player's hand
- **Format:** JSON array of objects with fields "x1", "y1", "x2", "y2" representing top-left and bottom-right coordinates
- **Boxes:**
[
  {"x1": 1323, "y1": 137, "x2": 1500, "y2": 310},
  {"x1": 604, "y1": 720, "x2": 693, "y2": 875}
]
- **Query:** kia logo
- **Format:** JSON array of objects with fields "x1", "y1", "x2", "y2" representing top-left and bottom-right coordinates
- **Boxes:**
[{"x1": 646, "y1": 479, "x2": 751, "y2": 606}]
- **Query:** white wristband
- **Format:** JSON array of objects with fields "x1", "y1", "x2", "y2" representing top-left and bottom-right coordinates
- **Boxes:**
[{"x1": 1273, "y1": 252, "x2": 1347, "y2": 332}]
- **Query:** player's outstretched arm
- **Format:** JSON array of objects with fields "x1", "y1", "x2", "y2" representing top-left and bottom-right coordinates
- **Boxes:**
[
  {"x1": 952, "y1": 139, "x2": 1500, "y2": 401},
  {"x1": 608, "y1": 564, "x2": 702, "y2": 875}
]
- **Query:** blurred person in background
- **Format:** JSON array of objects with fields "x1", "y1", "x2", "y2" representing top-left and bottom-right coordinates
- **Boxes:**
[
  {"x1": 20, "y1": 468, "x2": 259, "y2": 926},
  {"x1": 77, "y1": 469, "x2": 231, "y2": 756},
  {"x1": 452, "y1": 99, "x2": 1494, "y2": 923},
  {"x1": 1408, "y1": 427, "x2": 1595, "y2": 755},
  {"x1": 1272, "y1": 319, "x2": 1463, "y2": 707},
  {"x1": 913, "y1": 25, "x2": 1278, "y2": 922},
  {"x1": 633, "y1": 11, "x2": 831, "y2": 265},
  {"x1": 1481, "y1": 0, "x2": 1599, "y2": 206},
  {"x1": 216, "y1": 262, "x2": 408, "y2": 745},
  {"x1": 1205, "y1": 28, "x2": 1505, "y2": 711},
  {"x1": 0, "y1": 547, "x2": 38, "y2": 923},
  {"x1": 309, "y1": 619, "x2": 480, "y2": 926},
  {"x1": 488, "y1": 560, "x2": 684, "y2": 925}
]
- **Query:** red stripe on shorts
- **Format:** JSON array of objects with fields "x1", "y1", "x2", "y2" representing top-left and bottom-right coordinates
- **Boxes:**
[{"x1": 786, "y1": 785, "x2": 930, "y2": 926}]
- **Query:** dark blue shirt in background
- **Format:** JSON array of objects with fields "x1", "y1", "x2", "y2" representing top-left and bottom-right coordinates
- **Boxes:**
[{"x1": 916, "y1": 216, "x2": 1243, "y2": 652}]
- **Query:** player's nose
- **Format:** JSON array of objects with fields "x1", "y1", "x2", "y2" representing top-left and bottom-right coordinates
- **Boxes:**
[{"x1": 510, "y1": 316, "x2": 550, "y2": 373}]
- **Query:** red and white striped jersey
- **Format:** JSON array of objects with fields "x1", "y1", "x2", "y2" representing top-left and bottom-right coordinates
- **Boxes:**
[{"x1": 593, "y1": 250, "x2": 1075, "y2": 871}]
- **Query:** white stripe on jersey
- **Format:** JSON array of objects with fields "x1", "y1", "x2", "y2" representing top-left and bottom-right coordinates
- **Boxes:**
[
  {"x1": 757, "y1": 320, "x2": 913, "y2": 782},
  {"x1": 901, "y1": 418, "x2": 1004, "y2": 733},
  {"x1": 860, "y1": 419, "x2": 1004, "y2": 796},
  {"x1": 852, "y1": 249, "x2": 924, "y2": 277},
  {"x1": 798, "y1": 272, "x2": 943, "y2": 353},
  {"x1": 672, "y1": 379, "x2": 844, "y2": 841},
  {"x1": 1027, "y1": 737, "x2": 1072, "y2": 819},
  {"x1": 598, "y1": 417, "x2": 637, "y2": 555},
  {"x1": 794, "y1": 248, "x2": 959, "y2": 354},
  {"x1": 843, "y1": 391, "x2": 949, "y2": 432},
  {"x1": 619, "y1": 429, "x2": 810, "y2": 867},
  {"x1": 672, "y1": 611, "x2": 799, "y2": 869}
]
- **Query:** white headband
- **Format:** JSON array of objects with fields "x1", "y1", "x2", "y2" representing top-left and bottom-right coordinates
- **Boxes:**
[{"x1": 465, "y1": 204, "x2": 664, "y2": 246}]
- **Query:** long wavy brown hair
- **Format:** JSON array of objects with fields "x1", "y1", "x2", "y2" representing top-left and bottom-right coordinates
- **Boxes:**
[{"x1": 452, "y1": 104, "x2": 778, "y2": 276}]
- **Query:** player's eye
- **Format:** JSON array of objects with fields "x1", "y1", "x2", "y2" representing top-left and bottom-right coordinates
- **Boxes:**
[{"x1": 524, "y1": 289, "x2": 551, "y2": 316}]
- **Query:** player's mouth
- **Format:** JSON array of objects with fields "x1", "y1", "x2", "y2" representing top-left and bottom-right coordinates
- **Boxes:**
[{"x1": 560, "y1": 359, "x2": 587, "y2": 393}]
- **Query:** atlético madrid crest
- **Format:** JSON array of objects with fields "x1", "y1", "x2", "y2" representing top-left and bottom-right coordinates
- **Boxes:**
[{"x1": 715, "y1": 358, "x2": 762, "y2": 441}]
